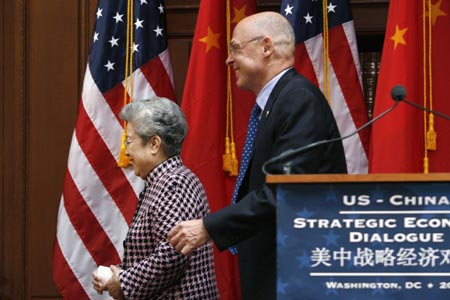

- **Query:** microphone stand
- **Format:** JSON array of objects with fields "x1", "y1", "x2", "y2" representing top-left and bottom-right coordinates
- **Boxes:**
[
  {"x1": 262, "y1": 101, "x2": 400, "y2": 175},
  {"x1": 401, "y1": 98, "x2": 450, "y2": 121},
  {"x1": 392, "y1": 84, "x2": 450, "y2": 121}
]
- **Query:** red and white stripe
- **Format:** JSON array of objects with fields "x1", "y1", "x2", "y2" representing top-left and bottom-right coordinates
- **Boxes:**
[
  {"x1": 295, "y1": 21, "x2": 369, "y2": 174},
  {"x1": 53, "y1": 50, "x2": 174, "y2": 299}
]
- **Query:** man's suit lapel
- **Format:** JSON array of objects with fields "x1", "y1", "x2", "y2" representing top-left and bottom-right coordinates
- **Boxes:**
[
  {"x1": 252, "y1": 68, "x2": 297, "y2": 154},
  {"x1": 238, "y1": 68, "x2": 297, "y2": 193}
]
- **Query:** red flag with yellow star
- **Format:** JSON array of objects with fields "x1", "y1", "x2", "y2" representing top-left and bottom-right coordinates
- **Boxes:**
[
  {"x1": 369, "y1": 0, "x2": 450, "y2": 173},
  {"x1": 180, "y1": 0, "x2": 256, "y2": 299}
]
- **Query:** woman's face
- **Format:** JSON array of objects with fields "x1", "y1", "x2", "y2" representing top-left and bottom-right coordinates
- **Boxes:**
[{"x1": 125, "y1": 123, "x2": 155, "y2": 179}]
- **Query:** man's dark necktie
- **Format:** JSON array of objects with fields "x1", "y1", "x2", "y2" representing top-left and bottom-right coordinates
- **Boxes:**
[{"x1": 229, "y1": 104, "x2": 261, "y2": 255}]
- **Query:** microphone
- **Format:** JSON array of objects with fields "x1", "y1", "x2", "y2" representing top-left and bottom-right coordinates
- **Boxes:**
[
  {"x1": 262, "y1": 99, "x2": 400, "y2": 175},
  {"x1": 391, "y1": 84, "x2": 407, "y2": 101},
  {"x1": 391, "y1": 84, "x2": 450, "y2": 121}
]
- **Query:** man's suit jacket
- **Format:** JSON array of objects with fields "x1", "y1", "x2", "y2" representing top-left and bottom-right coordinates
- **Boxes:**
[{"x1": 204, "y1": 69, "x2": 347, "y2": 300}]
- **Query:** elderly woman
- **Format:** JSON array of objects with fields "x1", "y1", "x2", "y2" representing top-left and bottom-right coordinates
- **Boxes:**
[{"x1": 92, "y1": 97, "x2": 218, "y2": 300}]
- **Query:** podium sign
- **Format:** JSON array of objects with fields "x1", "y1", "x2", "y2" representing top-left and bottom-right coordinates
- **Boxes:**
[{"x1": 269, "y1": 174, "x2": 450, "y2": 300}]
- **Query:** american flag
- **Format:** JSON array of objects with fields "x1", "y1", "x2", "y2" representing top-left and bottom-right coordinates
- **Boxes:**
[
  {"x1": 52, "y1": 0, "x2": 174, "y2": 298},
  {"x1": 280, "y1": 0, "x2": 369, "y2": 174}
]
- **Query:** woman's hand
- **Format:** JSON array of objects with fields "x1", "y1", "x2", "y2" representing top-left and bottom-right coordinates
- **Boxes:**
[
  {"x1": 105, "y1": 265, "x2": 125, "y2": 300},
  {"x1": 92, "y1": 265, "x2": 125, "y2": 300}
]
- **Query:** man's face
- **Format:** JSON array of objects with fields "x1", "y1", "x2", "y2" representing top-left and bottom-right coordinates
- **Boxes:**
[{"x1": 226, "y1": 25, "x2": 264, "y2": 93}]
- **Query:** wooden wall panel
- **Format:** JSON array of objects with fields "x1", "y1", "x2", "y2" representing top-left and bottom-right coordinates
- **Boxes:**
[
  {"x1": 0, "y1": 0, "x2": 4, "y2": 296},
  {"x1": 1, "y1": 0, "x2": 27, "y2": 299},
  {"x1": 353, "y1": 0, "x2": 389, "y2": 36},
  {"x1": 27, "y1": 0, "x2": 82, "y2": 296},
  {"x1": 166, "y1": 5, "x2": 198, "y2": 102},
  {"x1": 167, "y1": 39, "x2": 193, "y2": 103}
]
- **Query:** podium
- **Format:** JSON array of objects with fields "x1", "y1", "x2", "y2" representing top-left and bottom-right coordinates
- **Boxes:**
[{"x1": 267, "y1": 173, "x2": 450, "y2": 300}]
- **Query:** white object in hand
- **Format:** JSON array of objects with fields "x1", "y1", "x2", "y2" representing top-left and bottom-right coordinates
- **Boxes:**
[{"x1": 97, "y1": 265, "x2": 113, "y2": 283}]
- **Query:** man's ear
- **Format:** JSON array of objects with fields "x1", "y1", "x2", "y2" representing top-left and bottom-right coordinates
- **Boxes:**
[{"x1": 262, "y1": 36, "x2": 274, "y2": 57}]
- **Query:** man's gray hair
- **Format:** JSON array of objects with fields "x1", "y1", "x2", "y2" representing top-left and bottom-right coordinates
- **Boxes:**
[
  {"x1": 250, "y1": 12, "x2": 295, "y2": 56},
  {"x1": 119, "y1": 97, "x2": 188, "y2": 157}
]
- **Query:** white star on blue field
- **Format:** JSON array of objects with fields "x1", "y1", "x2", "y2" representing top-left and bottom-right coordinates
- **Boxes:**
[{"x1": 323, "y1": 230, "x2": 340, "y2": 247}]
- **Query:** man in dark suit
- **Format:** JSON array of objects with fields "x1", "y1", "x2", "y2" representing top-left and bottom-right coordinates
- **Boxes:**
[{"x1": 168, "y1": 11, "x2": 347, "y2": 300}]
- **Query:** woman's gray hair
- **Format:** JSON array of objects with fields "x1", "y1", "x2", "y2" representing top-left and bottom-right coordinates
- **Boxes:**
[{"x1": 119, "y1": 97, "x2": 188, "y2": 157}]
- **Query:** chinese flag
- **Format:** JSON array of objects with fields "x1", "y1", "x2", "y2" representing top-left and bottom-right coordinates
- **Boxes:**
[
  {"x1": 180, "y1": 0, "x2": 256, "y2": 299},
  {"x1": 369, "y1": 0, "x2": 450, "y2": 173}
]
